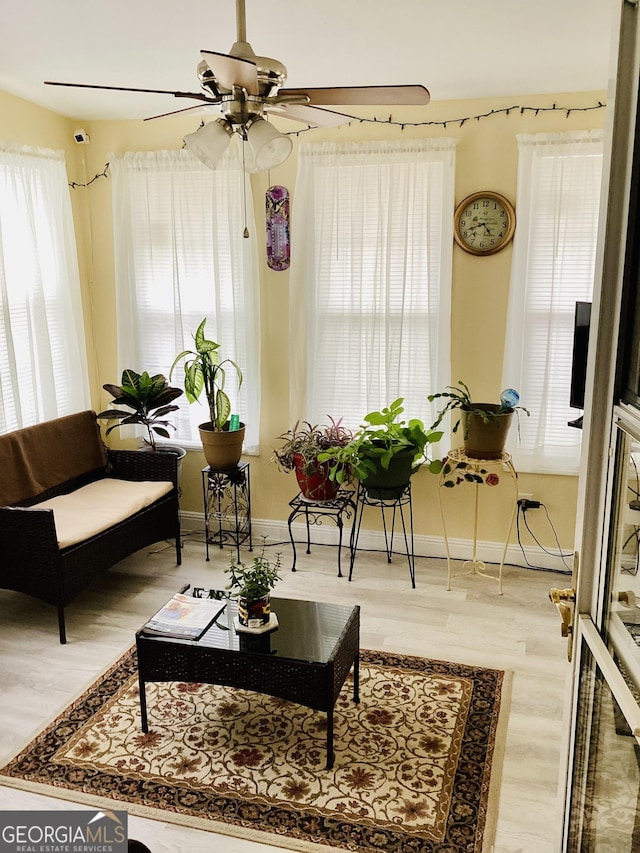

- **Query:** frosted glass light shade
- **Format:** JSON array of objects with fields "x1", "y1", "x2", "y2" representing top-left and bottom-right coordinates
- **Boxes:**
[
  {"x1": 184, "y1": 120, "x2": 233, "y2": 169},
  {"x1": 247, "y1": 117, "x2": 292, "y2": 171}
]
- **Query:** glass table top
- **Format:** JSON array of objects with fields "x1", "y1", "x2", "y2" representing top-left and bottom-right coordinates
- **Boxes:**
[{"x1": 139, "y1": 591, "x2": 358, "y2": 665}]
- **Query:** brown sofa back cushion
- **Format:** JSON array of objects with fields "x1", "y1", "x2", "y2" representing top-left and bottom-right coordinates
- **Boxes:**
[{"x1": 0, "y1": 410, "x2": 107, "y2": 507}]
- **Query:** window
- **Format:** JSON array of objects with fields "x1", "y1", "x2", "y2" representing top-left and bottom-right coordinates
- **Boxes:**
[
  {"x1": 503, "y1": 130, "x2": 604, "y2": 473},
  {"x1": 110, "y1": 148, "x2": 260, "y2": 453},
  {"x1": 289, "y1": 139, "x2": 457, "y2": 431},
  {"x1": 0, "y1": 143, "x2": 90, "y2": 433}
]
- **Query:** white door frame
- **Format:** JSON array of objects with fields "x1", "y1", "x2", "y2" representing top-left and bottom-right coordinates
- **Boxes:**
[{"x1": 562, "y1": 1, "x2": 640, "y2": 846}]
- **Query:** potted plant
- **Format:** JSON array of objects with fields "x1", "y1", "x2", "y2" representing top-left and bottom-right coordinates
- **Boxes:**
[
  {"x1": 428, "y1": 381, "x2": 529, "y2": 460},
  {"x1": 225, "y1": 549, "x2": 282, "y2": 629},
  {"x1": 97, "y1": 369, "x2": 186, "y2": 464},
  {"x1": 170, "y1": 317, "x2": 244, "y2": 470},
  {"x1": 272, "y1": 417, "x2": 354, "y2": 501},
  {"x1": 318, "y1": 398, "x2": 443, "y2": 499}
]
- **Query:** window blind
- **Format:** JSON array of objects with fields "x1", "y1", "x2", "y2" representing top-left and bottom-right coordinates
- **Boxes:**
[
  {"x1": 0, "y1": 143, "x2": 90, "y2": 432},
  {"x1": 289, "y1": 139, "x2": 456, "y2": 434},
  {"x1": 503, "y1": 130, "x2": 604, "y2": 473},
  {"x1": 110, "y1": 147, "x2": 261, "y2": 453}
]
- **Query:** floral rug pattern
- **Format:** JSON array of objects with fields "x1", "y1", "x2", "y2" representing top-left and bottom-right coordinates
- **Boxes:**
[{"x1": 0, "y1": 649, "x2": 507, "y2": 852}]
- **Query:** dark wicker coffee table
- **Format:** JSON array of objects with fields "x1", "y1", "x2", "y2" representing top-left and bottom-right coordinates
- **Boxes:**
[{"x1": 135, "y1": 593, "x2": 360, "y2": 769}]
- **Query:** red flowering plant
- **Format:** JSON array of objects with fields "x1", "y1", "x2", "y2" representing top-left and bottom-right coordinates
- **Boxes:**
[{"x1": 440, "y1": 457, "x2": 501, "y2": 488}]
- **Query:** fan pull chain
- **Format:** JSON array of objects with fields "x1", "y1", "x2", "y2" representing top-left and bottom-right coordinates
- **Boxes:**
[{"x1": 242, "y1": 139, "x2": 249, "y2": 238}]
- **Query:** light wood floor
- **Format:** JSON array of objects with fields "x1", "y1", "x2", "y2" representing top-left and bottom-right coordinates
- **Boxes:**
[{"x1": 0, "y1": 532, "x2": 571, "y2": 852}]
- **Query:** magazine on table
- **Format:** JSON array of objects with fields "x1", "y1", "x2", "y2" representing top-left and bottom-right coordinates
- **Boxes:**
[{"x1": 141, "y1": 589, "x2": 228, "y2": 640}]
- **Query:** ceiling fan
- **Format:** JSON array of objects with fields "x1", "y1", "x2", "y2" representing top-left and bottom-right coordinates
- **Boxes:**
[{"x1": 45, "y1": 0, "x2": 430, "y2": 171}]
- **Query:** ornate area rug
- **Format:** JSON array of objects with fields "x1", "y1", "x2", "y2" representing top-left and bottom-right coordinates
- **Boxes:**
[{"x1": 0, "y1": 648, "x2": 510, "y2": 852}]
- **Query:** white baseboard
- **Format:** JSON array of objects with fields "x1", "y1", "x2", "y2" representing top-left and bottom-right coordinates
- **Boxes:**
[{"x1": 180, "y1": 511, "x2": 572, "y2": 574}]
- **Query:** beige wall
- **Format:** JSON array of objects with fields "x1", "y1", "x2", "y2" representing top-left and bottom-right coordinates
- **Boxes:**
[{"x1": 0, "y1": 87, "x2": 606, "y2": 551}]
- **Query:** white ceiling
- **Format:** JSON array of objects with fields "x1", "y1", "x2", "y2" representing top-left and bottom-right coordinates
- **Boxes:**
[{"x1": 0, "y1": 0, "x2": 615, "y2": 122}]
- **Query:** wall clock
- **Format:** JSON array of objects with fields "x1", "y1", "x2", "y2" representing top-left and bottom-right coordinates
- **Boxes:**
[{"x1": 453, "y1": 191, "x2": 516, "y2": 256}]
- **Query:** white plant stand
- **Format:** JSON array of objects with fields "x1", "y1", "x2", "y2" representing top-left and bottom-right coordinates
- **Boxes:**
[{"x1": 438, "y1": 448, "x2": 518, "y2": 595}]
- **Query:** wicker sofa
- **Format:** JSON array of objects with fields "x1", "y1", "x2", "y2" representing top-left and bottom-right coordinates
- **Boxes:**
[{"x1": 0, "y1": 410, "x2": 181, "y2": 643}]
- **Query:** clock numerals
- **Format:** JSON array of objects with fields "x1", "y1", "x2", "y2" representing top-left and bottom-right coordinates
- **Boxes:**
[{"x1": 454, "y1": 191, "x2": 516, "y2": 255}]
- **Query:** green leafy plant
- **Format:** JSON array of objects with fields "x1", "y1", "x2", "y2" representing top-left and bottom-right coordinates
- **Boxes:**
[
  {"x1": 97, "y1": 369, "x2": 183, "y2": 451},
  {"x1": 225, "y1": 549, "x2": 282, "y2": 601},
  {"x1": 318, "y1": 398, "x2": 443, "y2": 484},
  {"x1": 428, "y1": 380, "x2": 529, "y2": 436},
  {"x1": 272, "y1": 417, "x2": 353, "y2": 475},
  {"x1": 170, "y1": 317, "x2": 243, "y2": 431}
]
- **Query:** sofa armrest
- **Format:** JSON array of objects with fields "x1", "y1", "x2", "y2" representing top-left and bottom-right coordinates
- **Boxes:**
[
  {"x1": 0, "y1": 505, "x2": 61, "y2": 583},
  {"x1": 106, "y1": 449, "x2": 179, "y2": 490}
]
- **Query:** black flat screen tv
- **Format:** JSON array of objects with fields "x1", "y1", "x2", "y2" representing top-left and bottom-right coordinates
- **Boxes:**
[{"x1": 569, "y1": 301, "x2": 591, "y2": 422}]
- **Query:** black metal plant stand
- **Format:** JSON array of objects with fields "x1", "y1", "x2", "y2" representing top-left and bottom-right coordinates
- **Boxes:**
[
  {"x1": 287, "y1": 490, "x2": 356, "y2": 576},
  {"x1": 202, "y1": 462, "x2": 252, "y2": 562},
  {"x1": 348, "y1": 481, "x2": 415, "y2": 587}
]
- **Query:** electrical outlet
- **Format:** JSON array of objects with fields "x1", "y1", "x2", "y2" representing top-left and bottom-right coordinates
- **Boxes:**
[
  {"x1": 518, "y1": 497, "x2": 541, "y2": 510},
  {"x1": 518, "y1": 493, "x2": 533, "y2": 501}
]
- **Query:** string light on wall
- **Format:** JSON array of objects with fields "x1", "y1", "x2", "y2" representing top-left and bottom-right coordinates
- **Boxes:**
[
  {"x1": 282, "y1": 100, "x2": 607, "y2": 137},
  {"x1": 69, "y1": 100, "x2": 607, "y2": 188},
  {"x1": 68, "y1": 163, "x2": 110, "y2": 189}
]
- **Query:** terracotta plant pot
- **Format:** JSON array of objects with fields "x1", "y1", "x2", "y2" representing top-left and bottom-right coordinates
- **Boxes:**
[
  {"x1": 199, "y1": 421, "x2": 245, "y2": 470},
  {"x1": 293, "y1": 454, "x2": 341, "y2": 502},
  {"x1": 237, "y1": 593, "x2": 271, "y2": 629},
  {"x1": 463, "y1": 405, "x2": 514, "y2": 459}
]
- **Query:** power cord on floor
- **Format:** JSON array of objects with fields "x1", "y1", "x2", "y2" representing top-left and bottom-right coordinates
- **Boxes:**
[
  {"x1": 155, "y1": 516, "x2": 575, "y2": 576},
  {"x1": 622, "y1": 456, "x2": 640, "y2": 575},
  {"x1": 621, "y1": 526, "x2": 640, "y2": 576},
  {"x1": 256, "y1": 538, "x2": 293, "y2": 550},
  {"x1": 149, "y1": 530, "x2": 207, "y2": 555},
  {"x1": 516, "y1": 500, "x2": 572, "y2": 574},
  {"x1": 164, "y1": 531, "x2": 434, "y2": 564}
]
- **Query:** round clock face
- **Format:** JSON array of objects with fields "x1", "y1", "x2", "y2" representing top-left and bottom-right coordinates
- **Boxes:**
[{"x1": 454, "y1": 191, "x2": 516, "y2": 256}]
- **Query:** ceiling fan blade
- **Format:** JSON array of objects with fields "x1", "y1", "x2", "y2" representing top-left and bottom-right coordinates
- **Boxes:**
[
  {"x1": 200, "y1": 50, "x2": 258, "y2": 95},
  {"x1": 144, "y1": 104, "x2": 221, "y2": 121},
  {"x1": 267, "y1": 103, "x2": 352, "y2": 128},
  {"x1": 278, "y1": 84, "x2": 430, "y2": 106},
  {"x1": 44, "y1": 80, "x2": 217, "y2": 103}
]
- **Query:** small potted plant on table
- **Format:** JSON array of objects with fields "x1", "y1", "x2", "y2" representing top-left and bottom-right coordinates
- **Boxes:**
[
  {"x1": 226, "y1": 550, "x2": 282, "y2": 630},
  {"x1": 272, "y1": 417, "x2": 354, "y2": 501}
]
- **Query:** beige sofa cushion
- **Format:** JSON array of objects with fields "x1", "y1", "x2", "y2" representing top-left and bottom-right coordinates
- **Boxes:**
[{"x1": 36, "y1": 478, "x2": 173, "y2": 548}]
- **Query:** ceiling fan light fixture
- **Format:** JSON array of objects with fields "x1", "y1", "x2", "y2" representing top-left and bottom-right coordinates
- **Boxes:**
[
  {"x1": 246, "y1": 116, "x2": 292, "y2": 171},
  {"x1": 184, "y1": 119, "x2": 234, "y2": 169}
]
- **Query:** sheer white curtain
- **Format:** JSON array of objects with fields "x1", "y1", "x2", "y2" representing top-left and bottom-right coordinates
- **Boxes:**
[
  {"x1": 289, "y1": 139, "x2": 457, "y2": 432},
  {"x1": 110, "y1": 147, "x2": 261, "y2": 453},
  {"x1": 0, "y1": 142, "x2": 90, "y2": 432},
  {"x1": 503, "y1": 130, "x2": 604, "y2": 473}
]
